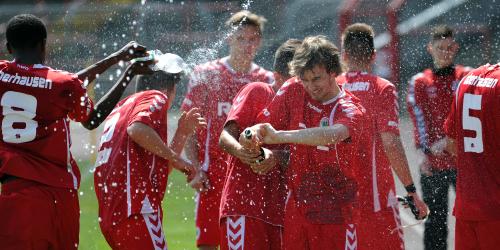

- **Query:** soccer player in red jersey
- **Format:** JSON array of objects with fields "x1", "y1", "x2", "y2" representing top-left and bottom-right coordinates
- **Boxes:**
[
  {"x1": 407, "y1": 25, "x2": 471, "y2": 250},
  {"x1": 0, "y1": 14, "x2": 151, "y2": 249},
  {"x1": 430, "y1": 63, "x2": 500, "y2": 250},
  {"x1": 242, "y1": 36, "x2": 365, "y2": 250},
  {"x1": 94, "y1": 54, "x2": 206, "y2": 250},
  {"x1": 217, "y1": 39, "x2": 301, "y2": 250},
  {"x1": 337, "y1": 23, "x2": 428, "y2": 249},
  {"x1": 181, "y1": 10, "x2": 273, "y2": 250}
]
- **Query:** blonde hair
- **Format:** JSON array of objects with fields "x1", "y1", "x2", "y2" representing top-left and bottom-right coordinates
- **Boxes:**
[{"x1": 225, "y1": 10, "x2": 267, "y2": 35}]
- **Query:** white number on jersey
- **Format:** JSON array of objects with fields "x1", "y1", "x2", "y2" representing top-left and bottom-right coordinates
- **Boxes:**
[
  {"x1": 1, "y1": 91, "x2": 38, "y2": 143},
  {"x1": 95, "y1": 112, "x2": 120, "y2": 167},
  {"x1": 462, "y1": 93, "x2": 483, "y2": 153}
]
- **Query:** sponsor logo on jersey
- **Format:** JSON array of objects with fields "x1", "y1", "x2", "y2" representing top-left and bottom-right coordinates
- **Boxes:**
[
  {"x1": 307, "y1": 102, "x2": 322, "y2": 113},
  {"x1": 217, "y1": 102, "x2": 231, "y2": 116}
]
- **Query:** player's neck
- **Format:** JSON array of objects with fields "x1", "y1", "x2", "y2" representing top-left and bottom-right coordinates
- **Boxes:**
[
  {"x1": 14, "y1": 53, "x2": 43, "y2": 65},
  {"x1": 227, "y1": 55, "x2": 252, "y2": 73},
  {"x1": 347, "y1": 64, "x2": 371, "y2": 73}
]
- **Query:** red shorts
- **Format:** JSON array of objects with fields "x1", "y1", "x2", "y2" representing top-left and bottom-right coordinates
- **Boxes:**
[
  {"x1": 220, "y1": 216, "x2": 282, "y2": 250},
  {"x1": 195, "y1": 167, "x2": 225, "y2": 247},
  {"x1": 455, "y1": 218, "x2": 500, "y2": 250},
  {"x1": 0, "y1": 178, "x2": 79, "y2": 250},
  {"x1": 357, "y1": 205, "x2": 404, "y2": 250},
  {"x1": 100, "y1": 210, "x2": 167, "y2": 250},
  {"x1": 283, "y1": 193, "x2": 358, "y2": 250}
]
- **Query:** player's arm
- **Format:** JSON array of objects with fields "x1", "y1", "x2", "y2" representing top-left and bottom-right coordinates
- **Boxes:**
[
  {"x1": 170, "y1": 108, "x2": 206, "y2": 154},
  {"x1": 77, "y1": 41, "x2": 147, "y2": 84},
  {"x1": 127, "y1": 121, "x2": 195, "y2": 175},
  {"x1": 81, "y1": 60, "x2": 153, "y2": 130},
  {"x1": 248, "y1": 123, "x2": 350, "y2": 146}
]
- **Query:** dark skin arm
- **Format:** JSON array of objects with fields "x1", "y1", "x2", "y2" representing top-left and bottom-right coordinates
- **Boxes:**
[
  {"x1": 81, "y1": 61, "x2": 153, "y2": 130},
  {"x1": 77, "y1": 41, "x2": 147, "y2": 84}
]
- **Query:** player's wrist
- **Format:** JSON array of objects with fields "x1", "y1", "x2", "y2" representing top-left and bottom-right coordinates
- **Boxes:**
[{"x1": 405, "y1": 183, "x2": 417, "y2": 194}]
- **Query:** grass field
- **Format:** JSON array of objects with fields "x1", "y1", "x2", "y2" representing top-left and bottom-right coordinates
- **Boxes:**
[{"x1": 78, "y1": 165, "x2": 198, "y2": 250}]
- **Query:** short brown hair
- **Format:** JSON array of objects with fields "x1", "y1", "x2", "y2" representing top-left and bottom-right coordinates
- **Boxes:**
[
  {"x1": 225, "y1": 10, "x2": 267, "y2": 35},
  {"x1": 289, "y1": 35, "x2": 342, "y2": 77},
  {"x1": 135, "y1": 72, "x2": 182, "y2": 92},
  {"x1": 342, "y1": 23, "x2": 375, "y2": 63},
  {"x1": 431, "y1": 25, "x2": 454, "y2": 41},
  {"x1": 274, "y1": 39, "x2": 302, "y2": 77}
]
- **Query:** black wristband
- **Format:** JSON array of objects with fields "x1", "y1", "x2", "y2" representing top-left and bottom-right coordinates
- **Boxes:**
[{"x1": 405, "y1": 184, "x2": 417, "y2": 193}]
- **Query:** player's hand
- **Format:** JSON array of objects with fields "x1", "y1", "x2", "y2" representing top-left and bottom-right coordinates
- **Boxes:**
[
  {"x1": 418, "y1": 154, "x2": 433, "y2": 176},
  {"x1": 249, "y1": 147, "x2": 276, "y2": 175},
  {"x1": 127, "y1": 59, "x2": 155, "y2": 75},
  {"x1": 408, "y1": 193, "x2": 429, "y2": 220},
  {"x1": 188, "y1": 169, "x2": 210, "y2": 192},
  {"x1": 250, "y1": 123, "x2": 280, "y2": 145},
  {"x1": 177, "y1": 108, "x2": 206, "y2": 135},
  {"x1": 113, "y1": 41, "x2": 148, "y2": 61},
  {"x1": 170, "y1": 155, "x2": 197, "y2": 176},
  {"x1": 233, "y1": 145, "x2": 262, "y2": 166}
]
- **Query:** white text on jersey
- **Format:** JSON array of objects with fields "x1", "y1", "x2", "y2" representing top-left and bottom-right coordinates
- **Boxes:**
[{"x1": 0, "y1": 70, "x2": 53, "y2": 90}]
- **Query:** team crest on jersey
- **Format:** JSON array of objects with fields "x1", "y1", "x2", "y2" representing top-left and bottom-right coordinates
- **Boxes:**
[
  {"x1": 451, "y1": 80, "x2": 460, "y2": 91},
  {"x1": 320, "y1": 117, "x2": 329, "y2": 127},
  {"x1": 426, "y1": 86, "x2": 438, "y2": 98}
]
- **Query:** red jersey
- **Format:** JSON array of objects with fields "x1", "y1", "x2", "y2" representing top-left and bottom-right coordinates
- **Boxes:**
[
  {"x1": 220, "y1": 82, "x2": 287, "y2": 226},
  {"x1": 407, "y1": 65, "x2": 471, "y2": 171},
  {"x1": 0, "y1": 60, "x2": 93, "y2": 189},
  {"x1": 257, "y1": 78, "x2": 365, "y2": 224},
  {"x1": 444, "y1": 63, "x2": 500, "y2": 221},
  {"x1": 94, "y1": 90, "x2": 171, "y2": 229},
  {"x1": 337, "y1": 71, "x2": 400, "y2": 213},
  {"x1": 181, "y1": 57, "x2": 273, "y2": 177}
]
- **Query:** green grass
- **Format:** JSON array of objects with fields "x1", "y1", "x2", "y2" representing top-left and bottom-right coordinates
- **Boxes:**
[{"x1": 78, "y1": 165, "x2": 197, "y2": 250}]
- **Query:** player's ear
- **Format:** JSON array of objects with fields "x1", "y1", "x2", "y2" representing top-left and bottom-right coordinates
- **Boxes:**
[
  {"x1": 426, "y1": 42, "x2": 433, "y2": 55},
  {"x1": 370, "y1": 50, "x2": 376, "y2": 64}
]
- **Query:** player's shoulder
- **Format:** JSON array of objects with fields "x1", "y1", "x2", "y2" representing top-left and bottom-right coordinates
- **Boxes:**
[
  {"x1": 43, "y1": 65, "x2": 81, "y2": 85},
  {"x1": 410, "y1": 70, "x2": 430, "y2": 85},
  {"x1": 455, "y1": 64, "x2": 474, "y2": 79},
  {"x1": 275, "y1": 77, "x2": 303, "y2": 97},
  {"x1": 137, "y1": 89, "x2": 168, "y2": 102},
  {"x1": 251, "y1": 63, "x2": 274, "y2": 81},
  {"x1": 374, "y1": 75, "x2": 396, "y2": 90}
]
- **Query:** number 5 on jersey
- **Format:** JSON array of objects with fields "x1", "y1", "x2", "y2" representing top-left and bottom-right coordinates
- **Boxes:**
[{"x1": 462, "y1": 93, "x2": 483, "y2": 153}]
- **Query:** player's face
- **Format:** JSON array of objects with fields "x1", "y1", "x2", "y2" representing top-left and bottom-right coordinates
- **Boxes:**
[
  {"x1": 428, "y1": 38, "x2": 459, "y2": 68},
  {"x1": 300, "y1": 64, "x2": 337, "y2": 102},
  {"x1": 227, "y1": 25, "x2": 262, "y2": 63}
]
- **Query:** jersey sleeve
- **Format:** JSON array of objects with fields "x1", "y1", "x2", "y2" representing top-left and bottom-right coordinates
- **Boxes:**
[
  {"x1": 256, "y1": 80, "x2": 294, "y2": 130},
  {"x1": 128, "y1": 93, "x2": 169, "y2": 131},
  {"x1": 67, "y1": 77, "x2": 94, "y2": 122},
  {"x1": 375, "y1": 84, "x2": 400, "y2": 135},
  {"x1": 332, "y1": 97, "x2": 365, "y2": 138},
  {"x1": 406, "y1": 74, "x2": 429, "y2": 149},
  {"x1": 226, "y1": 83, "x2": 271, "y2": 130}
]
